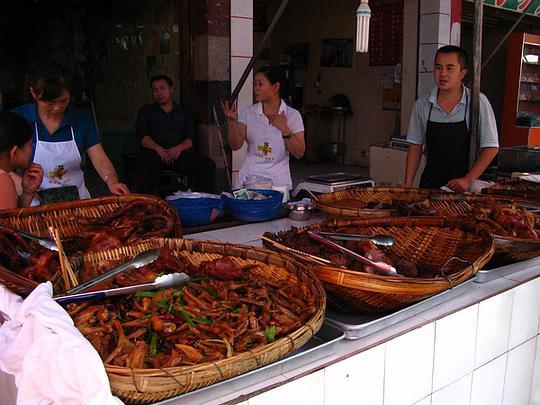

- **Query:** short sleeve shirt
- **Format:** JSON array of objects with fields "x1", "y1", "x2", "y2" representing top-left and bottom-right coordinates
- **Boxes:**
[
  {"x1": 135, "y1": 102, "x2": 194, "y2": 149},
  {"x1": 238, "y1": 101, "x2": 304, "y2": 134},
  {"x1": 407, "y1": 85, "x2": 499, "y2": 149},
  {"x1": 11, "y1": 103, "x2": 100, "y2": 160}
]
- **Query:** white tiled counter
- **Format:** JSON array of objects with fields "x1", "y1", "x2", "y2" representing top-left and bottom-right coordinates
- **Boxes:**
[{"x1": 163, "y1": 214, "x2": 540, "y2": 405}]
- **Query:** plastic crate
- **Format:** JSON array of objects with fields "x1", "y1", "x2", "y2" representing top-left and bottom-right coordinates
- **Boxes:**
[{"x1": 498, "y1": 146, "x2": 540, "y2": 171}]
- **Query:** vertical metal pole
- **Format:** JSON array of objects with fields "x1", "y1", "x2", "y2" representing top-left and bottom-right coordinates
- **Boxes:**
[{"x1": 469, "y1": 0, "x2": 483, "y2": 169}]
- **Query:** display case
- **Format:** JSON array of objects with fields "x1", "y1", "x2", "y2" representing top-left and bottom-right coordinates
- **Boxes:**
[{"x1": 501, "y1": 33, "x2": 540, "y2": 147}]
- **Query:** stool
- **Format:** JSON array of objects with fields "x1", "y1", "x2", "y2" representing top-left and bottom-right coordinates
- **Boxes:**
[{"x1": 156, "y1": 170, "x2": 189, "y2": 197}]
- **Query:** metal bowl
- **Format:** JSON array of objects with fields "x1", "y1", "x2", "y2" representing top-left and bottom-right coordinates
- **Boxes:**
[{"x1": 288, "y1": 203, "x2": 313, "y2": 221}]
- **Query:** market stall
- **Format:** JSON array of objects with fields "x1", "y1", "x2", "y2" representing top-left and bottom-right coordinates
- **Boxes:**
[{"x1": 0, "y1": 187, "x2": 539, "y2": 404}]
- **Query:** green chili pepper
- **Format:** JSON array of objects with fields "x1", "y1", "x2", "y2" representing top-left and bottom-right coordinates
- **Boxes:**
[
  {"x1": 192, "y1": 316, "x2": 213, "y2": 325},
  {"x1": 177, "y1": 307, "x2": 194, "y2": 326},
  {"x1": 140, "y1": 312, "x2": 157, "y2": 320},
  {"x1": 135, "y1": 291, "x2": 157, "y2": 298},
  {"x1": 149, "y1": 332, "x2": 158, "y2": 356},
  {"x1": 173, "y1": 290, "x2": 184, "y2": 297},
  {"x1": 265, "y1": 326, "x2": 276, "y2": 343}
]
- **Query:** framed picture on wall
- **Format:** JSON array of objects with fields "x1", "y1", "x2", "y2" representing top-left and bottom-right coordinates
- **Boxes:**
[{"x1": 320, "y1": 39, "x2": 353, "y2": 68}]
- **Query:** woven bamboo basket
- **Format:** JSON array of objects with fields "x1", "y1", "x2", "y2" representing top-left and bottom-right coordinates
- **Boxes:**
[
  {"x1": 77, "y1": 237, "x2": 325, "y2": 404},
  {"x1": 426, "y1": 193, "x2": 540, "y2": 263},
  {"x1": 314, "y1": 187, "x2": 432, "y2": 218},
  {"x1": 315, "y1": 188, "x2": 540, "y2": 264},
  {"x1": 263, "y1": 217, "x2": 494, "y2": 313},
  {"x1": 0, "y1": 194, "x2": 181, "y2": 296}
]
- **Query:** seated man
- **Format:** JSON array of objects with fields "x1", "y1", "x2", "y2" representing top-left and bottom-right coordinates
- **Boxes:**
[{"x1": 136, "y1": 74, "x2": 216, "y2": 195}]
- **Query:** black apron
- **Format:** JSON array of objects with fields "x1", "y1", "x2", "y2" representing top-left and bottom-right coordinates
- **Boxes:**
[{"x1": 419, "y1": 94, "x2": 470, "y2": 189}]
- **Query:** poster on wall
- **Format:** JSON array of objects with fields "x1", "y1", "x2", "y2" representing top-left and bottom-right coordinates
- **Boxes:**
[
  {"x1": 369, "y1": 0, "x2": 403, "y2": 66},
  {"x1": 320, "y1": 39, "x2": 353, "y2": 68}
]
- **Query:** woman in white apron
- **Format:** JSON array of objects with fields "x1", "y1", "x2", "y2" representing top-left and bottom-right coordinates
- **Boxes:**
[
  {"x1": 222, "y1": 65, "x2": 305, "y2": 190},
  {"x1": 12, "y1": 62, "x2": 128, "y2": 204}
]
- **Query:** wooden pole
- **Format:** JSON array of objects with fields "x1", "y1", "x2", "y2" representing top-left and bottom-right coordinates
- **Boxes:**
[
  {"x1": 469, "y1": 0, "x2": 483, "y2": 169},
  {"x1": 229, "y1": 0, "x2": 290, "y2": 104}
]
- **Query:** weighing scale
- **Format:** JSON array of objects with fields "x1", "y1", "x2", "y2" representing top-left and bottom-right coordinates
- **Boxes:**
[{"x1": 292, "y1": 172, "x2": 375, "y2": 197}]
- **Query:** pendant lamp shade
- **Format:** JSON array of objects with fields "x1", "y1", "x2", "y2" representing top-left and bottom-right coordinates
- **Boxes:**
[{"x1": 356, "y1": 0, "x2": 371, "y2": 53}]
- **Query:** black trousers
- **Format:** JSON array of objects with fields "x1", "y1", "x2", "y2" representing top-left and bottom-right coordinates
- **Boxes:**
[{"x1": 136, "y1": 148, "x2": 216, "y2": 194}]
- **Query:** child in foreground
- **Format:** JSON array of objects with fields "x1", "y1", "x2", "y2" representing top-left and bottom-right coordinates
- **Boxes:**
[{"x1": 0, "y1": 111, "x2": 43, "y2": 210}]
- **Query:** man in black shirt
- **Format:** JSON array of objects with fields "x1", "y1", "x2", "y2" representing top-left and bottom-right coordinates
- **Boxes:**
[{"x1": 136, "y1": 75, "x2": 216, "y2": 194}]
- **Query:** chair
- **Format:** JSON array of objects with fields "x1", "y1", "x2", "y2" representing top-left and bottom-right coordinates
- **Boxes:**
[{"x1": 121, "y1": 153, "x2": 192, "y2": 197}]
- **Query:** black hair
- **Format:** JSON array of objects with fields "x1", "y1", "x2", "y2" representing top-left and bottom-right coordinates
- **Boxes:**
[
  {"x1": 256, "y1": 65, "x2": 290, "y2": 99},
  {"x1": 0, "y1": 111, "x2": 32, "y2": 156},
  {"x1": 26, "y1": 62, "x2": 72, "y2": 101},
  {"x1": 435, "y1": 45, "x2": 468, "y2": 69},
  {"x1": 150, "y1": 74, "x2": 174, "y2": 88}
]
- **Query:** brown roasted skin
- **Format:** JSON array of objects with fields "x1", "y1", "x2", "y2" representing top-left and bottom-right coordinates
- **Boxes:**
[
  {"x1": 74, "y1": 200, "x2": 175, "y2": 252},
  {"x1": 279, "y1": 224, "x2": 420, "y2": 277},
  {"x1": 67, "y1": 257, "x2": 317, "y2": 369},
  {"x1": 0, "y1": 228, "x2": 61, "y2": 282}
]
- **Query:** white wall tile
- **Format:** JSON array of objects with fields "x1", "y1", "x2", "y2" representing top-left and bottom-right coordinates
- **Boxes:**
[
  {"x1": 503, "y1": 338, "x2": 537, "y2": 405},
  {"x1": 531, "y1": 337, "x2": 540, "y2": 405},
  {"x1": 509, "y1": 278, "x2": 540, "y2": 349},
  {"x1": 231, "y1": 18, "x2": 253, "y2": 57},
  {"x1": 413, "y1": 396, "x2": 432, "y2": 405},
  {"x1": 474, "y1": 290, "x2": 513, "y2": 368},
  {"x1": 419, "y1": 44, "x2": 440, "y2": 73},
  {"x1": 231, "y1": 0, "x2": 253, "y2": 18},
  {"x1": 433, "y1": 305, "x2": 478, "y2": 391},
  {"x1": 436, "y1": 13, "x2": 450, "y2": 45},
  {"x1": 248, "y1": 370, "x2": 324, "y2": 405},
  {"x1": 325, "y1": 345, "x2": 385, "y2": 405},
  {"x1": 231, "y1": 57, "x2": 251, "y2": 88},
  {"x1": 471, "y1": 354, "x2": 507, "y2": 405},
  {"x1": 432, "y1": 374, "x2": 472, "y2": 405},
  {"x1": 384, "y1": 323, "x2": 435, "y2": 405},
  {"x1": 419, "y1": 14, "x2": 441, "y2": 45},
  {"x1": 420, "y1": 0, "x2": 442, "y2": 14}
]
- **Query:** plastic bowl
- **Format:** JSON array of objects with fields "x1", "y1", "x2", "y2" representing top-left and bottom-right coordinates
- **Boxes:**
[
  {"x1": 168, "y1": 197, "x2": 225, "y2": 227},
  {"x1": 222, "y1": 189, "x2": 284, "y2": 222}
]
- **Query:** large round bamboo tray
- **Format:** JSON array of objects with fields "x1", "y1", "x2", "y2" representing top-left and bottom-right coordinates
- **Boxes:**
[
  {"x1": 263, "y1": 217, "x2": 494, "y2": 313},
  {"x1": 426, "y1": 193, "x2": 540, "y2": 264},
  {"x1": 314, "y1": 188, "x2": 540, "y2": 264},
  {"x1": 314, "y1": 187, "x2": 432, "y2": 218},
  {"x1": 77, "y1": 237, "x2": 325, "y2": 404},
  {"x1": 0, "y1": 194, "x2": 182, "y2": 238},
  {"x1": 0, "y1": 194, "x2": 181, "y2": 296}
]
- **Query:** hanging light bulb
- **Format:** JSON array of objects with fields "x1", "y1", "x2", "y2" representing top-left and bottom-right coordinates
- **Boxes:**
[{"x1": 356, "y1": 0, "x2": 371, "y2": 53}]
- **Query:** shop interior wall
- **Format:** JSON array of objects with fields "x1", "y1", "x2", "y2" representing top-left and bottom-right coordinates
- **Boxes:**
[
  {"x1": 260, "y1": 0, "x2": 401, "y2": 166},
  {"x1": 0, "y1": 0, "x2": 185, "y2": 148},
  {"x1": 90, "y1": 0, "x2": 182, "y2": 134}
]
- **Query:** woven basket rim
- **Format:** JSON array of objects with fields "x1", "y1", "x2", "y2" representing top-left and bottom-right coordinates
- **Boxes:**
[
  {"x1": 77, "y1": 237, "x2": 326, "y2": 377},
  {"x1": 268, "y1": 216, "x2": 495, "y2": 292}
]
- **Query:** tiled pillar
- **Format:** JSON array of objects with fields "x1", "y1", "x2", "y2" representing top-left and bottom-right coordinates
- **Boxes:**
[
  {"x1": 417, "y1": 0, "x2": 462, "y2": 95},
  {"x1": 190, "y1": 0, "x2": 231, "y2": 192},
  {"x1": 230, "y1": 0, "x2": 253, "y2": 188}
]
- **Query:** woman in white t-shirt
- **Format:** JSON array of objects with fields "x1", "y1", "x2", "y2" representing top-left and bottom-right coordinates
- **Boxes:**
[{"x1": 222, "y1": 65, "x2": 305, "y2": 189}]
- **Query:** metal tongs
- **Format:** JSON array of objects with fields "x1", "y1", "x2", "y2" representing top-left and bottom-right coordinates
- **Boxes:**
[
  {"x1": 66, "y1": 249, "x2": 161, "y2": 294},
  {"x1": 307, "y1": 231, "x2": 397, "y2": 276},
  {"x1": 0, "y1": 223, "x2": 58, "y2": 251},
  {"x1": 316, "y1": 231, "x2": 395, "y2": 248},
  {"x1": 54, "y1": 272, "x2": 190, "y2": 305}
]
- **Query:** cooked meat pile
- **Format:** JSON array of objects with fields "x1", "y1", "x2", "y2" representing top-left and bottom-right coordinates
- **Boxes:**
[{"x1": 67, "y1": 252, "x2": 317, "y2": 369}]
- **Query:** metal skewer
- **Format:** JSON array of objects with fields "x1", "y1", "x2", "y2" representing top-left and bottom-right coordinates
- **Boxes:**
[{"x1": 307, "y1": 231, "x2": 397, "y2": 276}]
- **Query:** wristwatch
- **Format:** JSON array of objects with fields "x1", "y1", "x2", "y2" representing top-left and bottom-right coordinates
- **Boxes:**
[{"x1": 282, "y1": 132, "x2": 293, "y2": 139}]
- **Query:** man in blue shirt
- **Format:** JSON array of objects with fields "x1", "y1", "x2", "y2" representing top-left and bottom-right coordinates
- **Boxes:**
[
  {"x1": 136, "y1": 75, "x2": 216, "y2": 194},
  {"x1": 404, "y1": 46, "x2": 499, "y2": 192}
]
